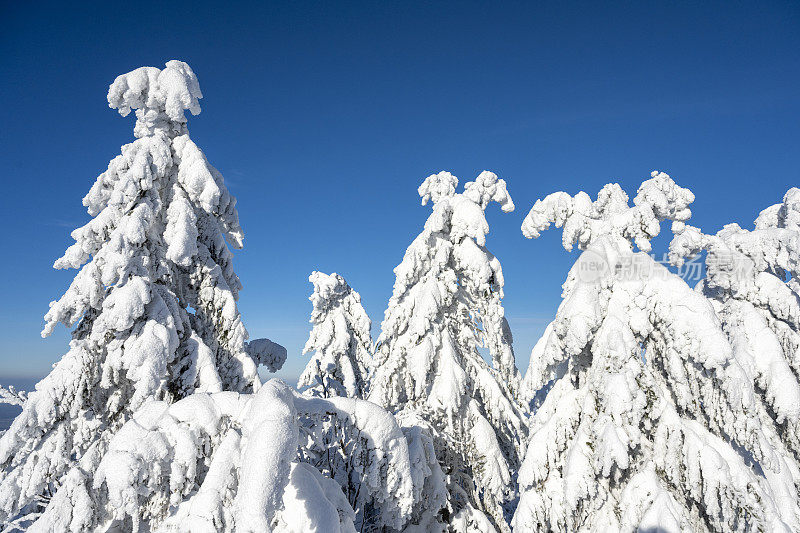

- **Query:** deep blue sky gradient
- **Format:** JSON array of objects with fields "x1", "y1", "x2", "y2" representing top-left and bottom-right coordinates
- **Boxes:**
[{"x1": 1, "y1": 1, "x2": 798, "y2": 384}]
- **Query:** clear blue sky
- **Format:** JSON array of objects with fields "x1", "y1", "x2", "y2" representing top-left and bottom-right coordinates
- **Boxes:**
[{"x1": 1, "y1": 1, "x2": 798, "y2": 385}]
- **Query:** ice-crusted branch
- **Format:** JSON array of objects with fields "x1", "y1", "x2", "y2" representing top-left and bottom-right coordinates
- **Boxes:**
[{"x1": 0, "y1": 386, "x2": 26, "y2": 407}]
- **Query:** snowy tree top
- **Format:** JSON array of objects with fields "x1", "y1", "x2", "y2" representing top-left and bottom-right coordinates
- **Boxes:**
[
  {"x1": 756, "y1": 187, "x2": 800, "y2": 232},
  {"x1": 413, "y1": 170, "x2": 515, "y2": 252},
  {"x1": 419, "y1": 170, "x2": 514, "y2": 212},
  {"x1": 418, "y1": 171, "x2": 459, "y2": 206},
  {"x1": 306, "y1": 271, "x2": 363, "y2": 317},
  {"x1": 521, "y1": 171, "x2": 694, "y2": 252},
  {"x1": 107, "y1": 60, "x2": 203, "y2": 137}
]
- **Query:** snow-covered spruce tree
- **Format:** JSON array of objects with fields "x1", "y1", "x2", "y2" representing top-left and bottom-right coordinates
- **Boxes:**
[
  {"x1": 669, "y1": 187, "x2": 800, "y2": 522},
  {"x1": 299, "y1": 271, "x2": 373, "y2": 399},
  {"x1": 369, "y1": 171, "x2": 527, "y2": 532},
  {"x1": 31, "y1": 379, "x2": 429, "y2": 532},
  {"x1": 0, "y1": 60, "x2": 283, "y2": 527},
  {"x1": 513, "y1": 172, "x2": 790, "y2": 532}
]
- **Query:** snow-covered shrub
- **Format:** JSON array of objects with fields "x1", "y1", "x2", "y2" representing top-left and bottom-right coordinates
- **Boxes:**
[
  {"x1": 369, "y1": 171, "x2": 527, "y2": 531},
  {"x1": 299, "y1": 271, "x2": 373, "y2": 399},
  {"x1": 29, "y1": 379, "x2": 431, "y2": 532},
  {"x1": 295, "y1": 395, "x2": 419, "y2": 532},
  {"x1": 514, "y1": 172, "x2": 790, "y2": 532},
  {"x1": 669, "y1": 186, "x2": 800, "y2": 526},
  {"x1": 0, "y1": 60, "x2": 283, "y2": 528}
]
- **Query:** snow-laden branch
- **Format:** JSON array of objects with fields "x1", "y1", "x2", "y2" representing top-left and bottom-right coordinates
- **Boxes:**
[
  {"x1": 246, "y1": 337, "x2": 288, "y2": 374},
  {"x1": 0, "y1": 386, "x2": 26, "y2": 407},
  {"x1": 521, "y1": 170, "x2": 694, "y2": 252}
]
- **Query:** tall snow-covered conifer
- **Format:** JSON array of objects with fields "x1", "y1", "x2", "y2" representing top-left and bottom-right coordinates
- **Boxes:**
[
  {"x1": 0, "y1": 61, "x2": 281, "y2": 527},
  {"x1": 369, "y1": 171, "x2": 527, "y2": 532},
  {"x1": 669, "y1": 187, "x2": 800, "y2": 522},
  {"x1": 514, "y1": 172, "x2": 791, "y2": 532},
  {"x1": 299, "y1": 271, "x2": 373, "y2": 399}
]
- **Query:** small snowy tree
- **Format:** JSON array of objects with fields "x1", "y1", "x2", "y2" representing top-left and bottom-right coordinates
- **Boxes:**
[
  {"x1": 369, "y1": 171, "x2": 527, "y2": 531},
  {"x1": 669, "y1": 187, "x2": 800, "y2": 524},
  {"x1": 514, "y1": 172, "x2": 790, "y2": 532},
  {"x1": 299, "y1": 271, "x2": 373, "y2": 399},
  {"x1": 296, "y1": 272, "x2": 406, "y2": 530},
  {"x1": 30, "y1": 379, "x2": 434, "y2": 533},
  {"x1": 0, "y1": 61, "x2": 282, "y2": 527}
]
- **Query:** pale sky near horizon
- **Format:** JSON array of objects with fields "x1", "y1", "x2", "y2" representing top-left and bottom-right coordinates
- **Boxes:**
[{"x1": 1, "y1": 0, "x2": 798, "y2": 386}]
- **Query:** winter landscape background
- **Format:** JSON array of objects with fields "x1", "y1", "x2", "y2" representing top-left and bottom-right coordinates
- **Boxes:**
[{"x1": 0, "y1": 2, "x2": 799, "y2": 531}]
